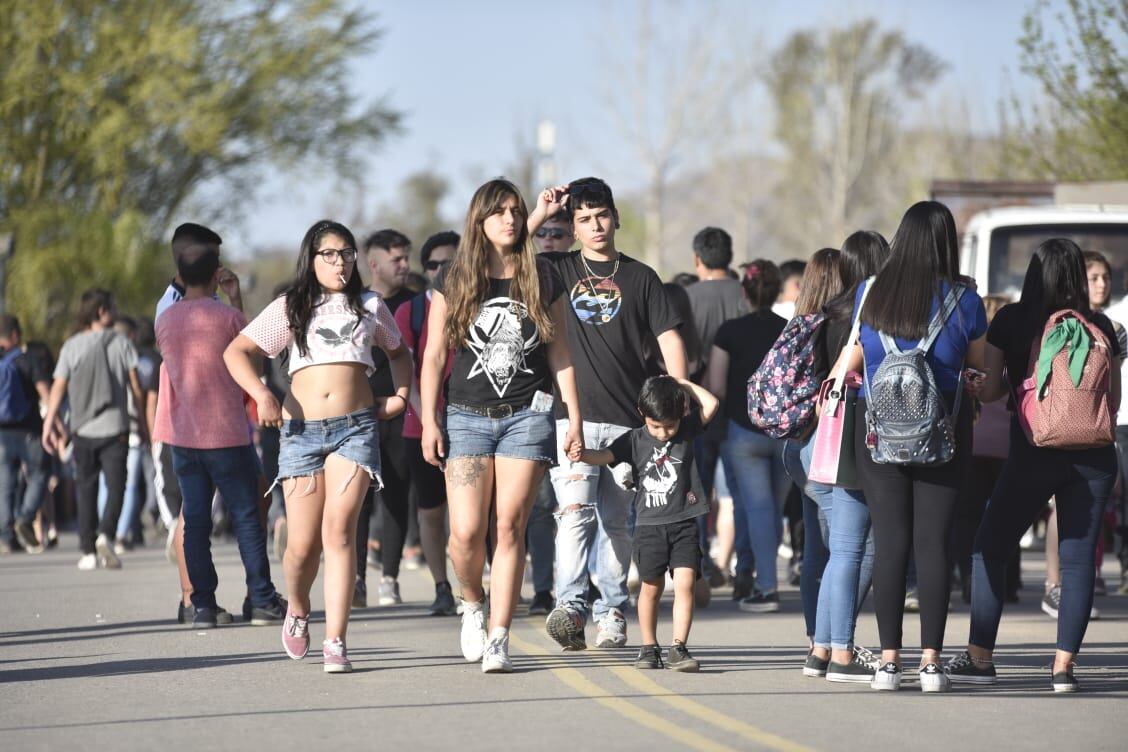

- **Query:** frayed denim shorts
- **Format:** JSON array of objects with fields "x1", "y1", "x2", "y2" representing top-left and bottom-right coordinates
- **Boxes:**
[
  {"x1": 276, "y1": 407, "x2": 382, "y2": 490},
  {"x1": 444, "y1": 405, "x2": 556, "y2": 464}
]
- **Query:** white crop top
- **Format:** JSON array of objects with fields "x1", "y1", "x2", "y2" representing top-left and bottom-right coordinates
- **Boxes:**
[{"x1": 242, "y1": 292, "x2": 402, "y2": 376}]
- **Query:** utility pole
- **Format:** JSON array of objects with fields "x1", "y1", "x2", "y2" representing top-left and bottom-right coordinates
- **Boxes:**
[
  {"x1": 0, "y1": 233, "x2": 13, "y2": 314},
  {"x1": 536, "y1": 119, "x2": 557, "y2": 190}
]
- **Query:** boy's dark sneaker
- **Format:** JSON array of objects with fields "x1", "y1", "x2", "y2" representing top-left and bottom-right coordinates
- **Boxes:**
[
  {"x1": 353, "y1": 578, "x2": 368, "y2": 609},
  {"x1": 827, "y1": 653, "x2": 875, "y2": 683},
  {"x1": 178, "y1": 601, "x2": 232, "y2": 625},
  {"x1": 635, "y1": 644, "x2": 664, "y2": 670},
  {"x1": 666, "y1": 643, "x2": 700, "y2": 673},
  {"x1": 546, "y1": 606, "x2": 587, "y2": 651},
  {"x1": 528, "y1": 590, "x2": 554, "y2": 616},
  {"x1": 732, "y1": 572, "x2": 754, "y2": 601},
  {"x1": 1052, "y1": 667, "x2": 1079, "y2": 693},
  {"x1": 251, "y1": 596, "x2": 287, "y2": 626},
  {"x1": 803, "y1": 651, "x2": 828, "y2": 678},
  {"x1": 192, "y1": 607, "x2": 218, "y2": 629},
  {"x1": 429, "y1": 581, "x2": 458, "y2": 616},
  {"x1": 739, "y1": 590, "x2": 779, "y2": 613},
  {"x1": 944, "y1": 651, "x2": 997, "y2": 685}
]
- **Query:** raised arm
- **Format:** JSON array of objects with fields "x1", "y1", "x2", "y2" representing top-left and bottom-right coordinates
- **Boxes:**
[
  {"x1": 678, "y1": 377, "x2": 720, "y2": 425},
  {"x1": 527, "y1": 185, "x2": 569, "y2": 235}
]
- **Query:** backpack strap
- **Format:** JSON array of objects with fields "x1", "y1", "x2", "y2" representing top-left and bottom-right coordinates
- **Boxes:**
[
  {"x1": 876, "y1": 284, "x2": 964, "y2": 356},
  {"x1": 829, "y1": 277, "x2": 875, "y2": 403}
]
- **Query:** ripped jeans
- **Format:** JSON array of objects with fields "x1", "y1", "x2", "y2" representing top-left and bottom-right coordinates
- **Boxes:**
[
  {"x1": 274, "y1": 408, "x2": 383, "y2": 496},
  {"x1": 550, "y1": 420, "x2": 634, "y2": 622}
]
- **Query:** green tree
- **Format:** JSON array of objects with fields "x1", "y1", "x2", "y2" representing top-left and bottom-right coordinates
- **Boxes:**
[
  {"x1": 0, "y1": 0, "x2": 400, "y2": 343},
  {"x1": 1011, "y1": 0, "x2": 1128, "y2": 179},
  {"x1": 764, "y1": 20, "x2": 944, "y2": 256}
]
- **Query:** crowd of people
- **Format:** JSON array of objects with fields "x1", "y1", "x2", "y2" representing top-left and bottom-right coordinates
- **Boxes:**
[{"x1": 2, "y1": 176, "x2": 1126, "y2": 691}]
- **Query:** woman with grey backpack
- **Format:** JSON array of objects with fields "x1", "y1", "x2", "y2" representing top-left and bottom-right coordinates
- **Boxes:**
[{"x1": 831, "y1": 202, "x2": 987, "y2": 692}]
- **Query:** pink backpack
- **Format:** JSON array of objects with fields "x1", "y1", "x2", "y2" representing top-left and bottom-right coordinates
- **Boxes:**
[{"x1": 1013, "y1": 310, "x2": 1116, "y2": 449}]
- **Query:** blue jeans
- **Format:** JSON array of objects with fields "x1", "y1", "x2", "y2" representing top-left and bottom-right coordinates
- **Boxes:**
[
  {"x1": 721, "y1": 421, "x2": 789, "y2": 593},
  {"x1": 970, "y1": 422, "x2": 1114, "y2": 654},
  {"x1": 172, "y1": 444, "x2": 276, "y2": 610},
  {"x1": 527, "y1": 476, "x2": 556, "y2": 594},
  {"x1": 0, "y1": 428, "x2": 48, "y2": 544},
  {"x1": 782, "y1": 437, "x2": 827, "y2": 637},
  {"x1": 799, "y1": 438, "x2": 876, "y2": 650},
  {"x1": 551, "y1": 420, "x2": 633, "y2": 621}
]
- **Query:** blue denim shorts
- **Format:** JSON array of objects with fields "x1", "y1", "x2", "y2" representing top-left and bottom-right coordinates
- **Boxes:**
[
  {"x1": 444, "y1": 405, "x2": 556, "y2": 464},
  {"x1": 276, "y1": 408, "x2": 382, "y2": 489}
]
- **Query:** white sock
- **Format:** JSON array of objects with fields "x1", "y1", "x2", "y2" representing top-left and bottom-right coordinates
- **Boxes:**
[{"x1": 489, "y1": 626, "x2": 508, "y2": 642}]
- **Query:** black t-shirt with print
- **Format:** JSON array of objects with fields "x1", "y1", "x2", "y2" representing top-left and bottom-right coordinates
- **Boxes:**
[
  {"x1": 987, "y1": 303, "x2": 1123, "y2": 401},
  {"x1": 712, "y1": 311, "x2": 788, "y2": 431},
  {"x1": 367, "y1": 287, "x2": 414, "y2": 398},
  {"x1": 541, "y1": 251, "x2": 681, "y2": 428},
  {"x1": 434, "y1": 256, "x2": 565, "y2": 409},
  {"x1": 609, "y1": 409, "x2": 708, "y2": 526}
]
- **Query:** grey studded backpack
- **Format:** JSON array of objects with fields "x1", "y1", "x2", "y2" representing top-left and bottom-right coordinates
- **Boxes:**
[{"x1": 863, "y1": 283, "x2": 966, "y2": 466}]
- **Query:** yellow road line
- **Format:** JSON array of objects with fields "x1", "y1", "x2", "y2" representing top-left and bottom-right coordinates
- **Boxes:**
[
  {"x1": 609, "y1": 666, "x2": 816, "y2": 752},
  {"x1": 508, "y1": 632, "x2": 736, "y2": 752}
]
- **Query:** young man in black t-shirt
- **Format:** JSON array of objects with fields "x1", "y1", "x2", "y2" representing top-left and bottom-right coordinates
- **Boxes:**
[
  {"x1": 537, "y1": 177, "x2": 688, "y2": 651},
  {"x1": 581, "y1": 376, "x2": 719, "y2": 671}
]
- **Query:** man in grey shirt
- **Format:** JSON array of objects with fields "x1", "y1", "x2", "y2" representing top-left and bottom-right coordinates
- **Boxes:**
[{"x1": 43, "y1": 288, "x2": 145, "y2": 571}]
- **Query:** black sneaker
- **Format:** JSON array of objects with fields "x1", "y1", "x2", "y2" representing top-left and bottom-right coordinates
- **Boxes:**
[
  {"x1": 635, "y1": 644, "x2": 664, "y2": 670},
  {"x1": 732, "y1": 572, "x2": 754, "y2": 601},
  {"x1": 1052, "y1": 667, "x2": 1079, "y2": 693},
  {"x1": 528, "y1": 590, "x2": 554, "y2": 616},
  {"x1": 192, "y1": 607, "x2": 218, "y2": 629},
  {"x1": 178, "y1": 601, "x2": 233, "y2": 625},
  {"x1": 666, "y1": 643, "x2": 700, "y2": 673},
  {"x1": 429, "y1": 581, "x2": 458, "y2": 616},
  {"x1": 944, "y1": 651, "x2": 997, "y2": 685},
  {"x1": 353, "y1": 578, "x2": 368, "y2": 609},
  {"x1": 546, "y1": 606, "x2": 587, "y2": 651},
  {"x1": 1041, "y1": 585, "x2": 1061, "y2": 618},
  {"x1": 803, "y1": 651, "x2": 829, "y2": 678},
  {"x1": 738, "y1": 590, "x2": 780, "y2": 613},
  {"x1": 827, "y1": 653, "x2": 876, "y2": 683},
  {"x1": 251, "y1": 596, "x2": 287, "y2": 626}
]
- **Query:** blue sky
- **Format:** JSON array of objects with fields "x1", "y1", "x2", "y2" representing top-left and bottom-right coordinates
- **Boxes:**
[{"x1": 220, "y1": 0, "x2": 1044, "y2": 256}]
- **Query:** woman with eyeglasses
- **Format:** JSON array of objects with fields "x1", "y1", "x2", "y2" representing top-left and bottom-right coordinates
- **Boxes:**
[{"x1": 225, "y1": 219, "x2": 412, "y2": 674}]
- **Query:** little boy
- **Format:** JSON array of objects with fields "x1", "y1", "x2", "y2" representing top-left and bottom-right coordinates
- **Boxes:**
[{"x1": 578, "y1": 375, "x2": 719, "y2": 672}]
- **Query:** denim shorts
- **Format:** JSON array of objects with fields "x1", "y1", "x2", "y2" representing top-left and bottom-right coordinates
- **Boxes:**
[
  {"x1": 444, "y1": 405, "x2": 556, "y2": 464},
  {"x1": 276, "y1": 408, "x2": 382, "y2": 489}
]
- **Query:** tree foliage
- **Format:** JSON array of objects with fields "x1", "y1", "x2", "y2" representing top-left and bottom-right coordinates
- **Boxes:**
[
  {"x1": 0, "y1": 0, "x2": 400, "y2": 343},
  {"x1": 1011, "y1": 0, "x2": 1128, "y2": 180}
]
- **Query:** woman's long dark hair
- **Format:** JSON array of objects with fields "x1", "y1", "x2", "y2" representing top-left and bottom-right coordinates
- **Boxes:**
[
  {"x1": 286, "y1": 219, "x2": 367, "y2": 358},
  {"x1": 824, "y1": 230, "x2": 890, "y2": 322},
  {"x1": 1017, "y1": 238, "x2": 1092, "y2": 342},
  {"x1": 861, "y1": 202, "x2": 960, "y2": 339}
]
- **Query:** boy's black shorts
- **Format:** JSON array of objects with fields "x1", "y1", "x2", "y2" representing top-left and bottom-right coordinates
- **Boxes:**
[{"x1": 633, "y1": 517, "x2": 702, "y2": 581}]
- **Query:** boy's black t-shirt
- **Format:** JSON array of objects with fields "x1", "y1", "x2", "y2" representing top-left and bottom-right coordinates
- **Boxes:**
[
  {"x1": 987, "y1": 303, "x2": 1123, "y2": 401},
  {"x1": 541, "y1": 251, "x2": 681, "y2": 428},
  {"x1": 433, "y1": 256, "x2": 565, "y2": 409},
  {"x1": 712, "y1": 311, "x2": 788, "y2": 430},
  {"x1": 608, "y1": 409, "x2": 708, "y2": 526}
]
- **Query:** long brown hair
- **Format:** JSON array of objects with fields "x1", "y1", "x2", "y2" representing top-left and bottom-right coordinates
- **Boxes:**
[
  {"x1": 794, "y1": 248, "x2": 843, "y2": 316},
  {"x1": 444, "y1": 179, "x2": 554, "y2": 347}
]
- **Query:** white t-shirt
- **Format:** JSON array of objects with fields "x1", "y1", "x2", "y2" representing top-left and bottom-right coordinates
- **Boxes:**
[
  {"x1": 1102, "y1": 297, "x2": 1128, "y2": 425},
  {"x1": 771, "y1": 300, "x2": 795, "y2": 320}
]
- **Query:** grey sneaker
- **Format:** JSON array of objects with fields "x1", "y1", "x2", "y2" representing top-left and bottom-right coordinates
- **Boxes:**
[
  {"x1": 95, "y1": 533, "x2": 121, "y2": 569},
  {"x1": 13, "y1": 520, "x2": 43, "y2": 553},
  {"x1": 666, "y1": 643, "x2": 700, "y2": 673},
  {"x1": 803, "y1": 651, "x2": 829, "y2": 678},
  {"x1": 377, "y1": 576, "x2": 401, "y2": 606},
  {"x1": 546, "y1": 606, "x2": 587, "y2": 651},
  {"x1": 635, "y1": 644, "x2": 664, "y2": 669},
  {"x1": 595, "y1": 608, "x2": 627, "y2": 648}
]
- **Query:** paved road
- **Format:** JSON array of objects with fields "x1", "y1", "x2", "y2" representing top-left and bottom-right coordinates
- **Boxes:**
[{"x1": 1, "y1": 537, "x2": 1125, "y2": 751}]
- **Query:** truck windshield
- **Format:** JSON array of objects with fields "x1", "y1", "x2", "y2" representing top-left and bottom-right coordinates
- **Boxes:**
[{"x1": 989, "y1": 223, "x2": 1128, "y2": 300}]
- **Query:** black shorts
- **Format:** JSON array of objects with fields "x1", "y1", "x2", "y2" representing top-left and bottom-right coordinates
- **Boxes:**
[
  {"x1": 633, "y1": 518, "x2": 702, "y2": 581},
  {"x1": 405, "y1": 437, "x2": 447, "y2": 510}
]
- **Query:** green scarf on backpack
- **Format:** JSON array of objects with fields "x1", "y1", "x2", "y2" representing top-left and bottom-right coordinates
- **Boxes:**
[{"x1": 1036, "y1": 318, "x2": 1090, "y2": 398}]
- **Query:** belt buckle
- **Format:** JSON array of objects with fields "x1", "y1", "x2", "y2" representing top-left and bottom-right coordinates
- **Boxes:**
[{"x1": 488, "y1": 404, "x2": 513, "y2": 419}]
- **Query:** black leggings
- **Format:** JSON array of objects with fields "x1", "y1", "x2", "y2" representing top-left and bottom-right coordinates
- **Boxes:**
[
  {"x1": 856, "y1": 398, "x2": 972, "y2": 652},
  {"x1": 74, "y1": 434, "x2": 128, "y2": 554}
]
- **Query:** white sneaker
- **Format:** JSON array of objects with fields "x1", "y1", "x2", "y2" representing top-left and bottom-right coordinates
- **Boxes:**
[
  {"x1": 95, "y1": 534, "x2": 121, "y2": 569},
  {"x1": 871, "y1": 662, "x2": 902, "y2": 691},
  {"x1": 460, "y1": 600, "x2": 487, "y2": 662},
  {"x1": 919, "y1": 663, "x2": 951, "y2": 693},
  {"x1": 595, "y1": 608, "x2": 628, "y2": 648},
  {"x1": 377, "y1": 576, "x2": 401, "y2": 606},
  {"x1": 481, "y1": 634, "x2": 513, "y2": 673},
  {"x1": 77, "y1": 553, "x2": 97, "y2": 571}
]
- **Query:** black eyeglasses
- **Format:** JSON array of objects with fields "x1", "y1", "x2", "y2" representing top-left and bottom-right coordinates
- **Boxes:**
[
  {"x1": 423, "y1": 260, "x2": 445, "y2": 272},
  {"x1": 535, "y1": 228, "x2": 567, "y2": 240},
  {"x1": 315, "y1": 247, "x2": 357, "y2": 264}
]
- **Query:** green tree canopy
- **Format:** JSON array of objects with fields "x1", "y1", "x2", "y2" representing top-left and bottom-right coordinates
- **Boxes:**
[{"x1": 0, "y1": 0, "x2": 400, "y2": 343}]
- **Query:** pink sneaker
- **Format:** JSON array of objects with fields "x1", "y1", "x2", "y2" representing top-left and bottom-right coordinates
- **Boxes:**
[
  {"x1": 323, "y1": 637, "x2": 352, "y2": 674},
  {"x1": 281, "y1": 610, "x2": 310, "y2": 660}
]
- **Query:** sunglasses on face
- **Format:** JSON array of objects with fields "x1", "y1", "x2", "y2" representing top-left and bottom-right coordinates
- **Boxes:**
[
  {"x1": 423, "y1": 260, "x2": 445, "y2": 272},
  {"x1": 315, "y1": 247, "x2": 357, "y2": 264},
  {"x1": 535, "y1": 228, "x2": 568, "y2": 240}
]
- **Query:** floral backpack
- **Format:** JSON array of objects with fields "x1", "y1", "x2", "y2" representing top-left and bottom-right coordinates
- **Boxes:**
[{"x1": 748, "y1": 313, "x2": 827, "y2": 439}]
